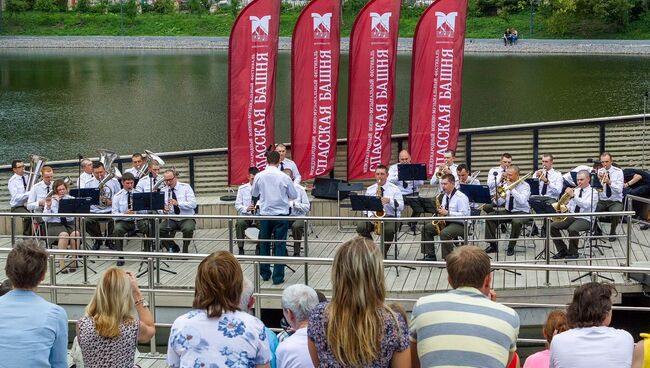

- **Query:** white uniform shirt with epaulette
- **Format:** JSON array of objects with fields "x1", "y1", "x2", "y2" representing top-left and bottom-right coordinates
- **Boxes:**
[
  {"x1": 112, "y1": 189, "x2": 143, "y2": 221},
  {"x1": 430, "y1": 163, "x2": 459, "y2": 190},
  {"x1": 563, "y1": 165, "x2": 592, "y2": 187},
  {"x1": 235, "y1": 183, "x2": 255, "y2": 216},
  {"x1": 487, "y1": 166, "x2": 507, "y2": 196},
  {"x1": 124, "y1": 167, "x2": 140, "y2": 178},
  {"x1": 534, "y1": 168, "x2": 563, "y2": 200},
  {"x1": 598, "y1": 166, "x2": 624, "y2": 202},
  {"x1": 85, "y1": 177, "x2": 122, "y2": 214},
  {"x1": 136, "y1": 174, "x2": 165, "y2": 193},
  {"x1": 77, "y1": 172, "x2": 94, "y2": 189},
  {"x1": 161, "y1": 182, "x2": 197, "y2": 217},
  {"x1": 440, "y1": 189, "x2": 471, "y2": 224},
  {"x1": 289, "y1": 184, "x2": 310, "y2": 217},
  {"x1": 8, "y1": 174, "x2": 30, "y2": 208},
  {"x1": 504, "y1": 181, "x2": 531, "y2": 213},
  {"x1": 26, "y1": 180, "x2": 54, "y2": 212},
  {"x1": 569, "y1": 185, "x2": 599, "y2": 222},
  {"x1": 364, "y1": 182, "x2": 405, "y2": 217}
]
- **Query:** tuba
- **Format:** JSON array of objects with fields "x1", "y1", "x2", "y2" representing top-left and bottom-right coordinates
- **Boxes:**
[
  {"x1": 551, "y1": 191, "x2": 572, "y2": 222},
  {"x1": 97, "y1": 149, "x2": 122, "y2": 180},
  {"x1": 135, "y1": 149, "x2": 166, "y2": 179},
  {"x1": 25, "y1": 154, "x2": 47, "y2": 192},
  {"x1": 373, "y1": 182, "x2": 385, "y2": 235},
  {"x1": 97, "y1": 168, "x2": 117, "y2": 208},
  {"x1": 431, "y1": 193, "x2": 446, "y2": 233},
  {"x1": 496, "y1": 171, "x2": 533, "y2": 199}
]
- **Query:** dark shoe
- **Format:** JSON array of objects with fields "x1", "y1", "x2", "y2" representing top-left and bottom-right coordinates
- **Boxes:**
[
  {"x1": 69, "y1": 267, "x2": 77, "y2": 272},
  {"x1": 105, "y1": 240, "x2": 115, "y2": 250},
  {"x1": 593, "y1": 226, "x2": 603, "y2": 236},
  {"x1": 506, "y1": 247, "x2": 515, "y2": 256},
  {"x1": 500, "y1": 224, "x2": 508, "y2": 234},
  {"x1": 408, "y1": 223, "x2": 418, "y2": 233},
  {"x1": 421, "y1": 254, "x2": 437, "y2": 261},
  {"x1": 609, "y1": 236, "x2": 617, "y2": 242},
  {"x1": 640, "y1": 224, "x2": 650, "y2": 230},
  {"x1": 116, "y1": 257, "x2": 125, "y2": 267},
  {"x1": 552, "y1": 250, "x2": 567, "y2": 260},
  {"x1": 565, "y1": 253, "x2": 579, "y2": 259},
  {"x1": 168, "y1": 245, "x2": 181, "y2": 253},
  {"x1": 484, "y1": 244, "x2": 498, "y2": 253},
  {"x1": 293, "y1": 251, "x2": 300, "y2": 257},
  {"x1": 59, "y1": 268, "x2": 70, "y2": 274},
  {"x1": 91, "y1": 240, "x2": 101, "y2": 251},
  {"x1": 530, "y1": 226, "x2": 539, "y2": 237},
  {"x1": 238, "y1": 247, "x2": 245, "y2": 255}
]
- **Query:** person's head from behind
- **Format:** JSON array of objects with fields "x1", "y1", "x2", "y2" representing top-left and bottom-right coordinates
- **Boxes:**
[
  {"x1": 194, "y1": 251, "x2": 243, "y2": 318},
  {"x1": 566, "y1": 282, "x2": 616, "y2": 328},
  {"x1": 0, "y1": 279, "x2": 13, "y2": 296},
  {"x1": 328, "y1": 236, "x2": 386, "y2": 366},
  {"x1": 86, "y1": 267, "x2": 136, "y2": 338},
  {"x1": 542, "y1": 310, "x2": 568, "y2": 347},
  {"x1": 446, "y1": 245, "x2": 492, "y2": 295},
  {"x1": 266, "y1": 150, "x2": 281, "y2": 166},
  {"x1": 281, "y1": 284, "x2": 318, "y2": 329},
  {"x1": 238, "y1": 277, "x2": 255, "y2": 313},
  {"x1": 5, "y1": 240, "x2": 47, "y2": 290}
]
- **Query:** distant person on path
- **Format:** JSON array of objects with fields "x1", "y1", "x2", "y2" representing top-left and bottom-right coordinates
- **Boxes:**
[
  {"x1": 511, "y1": 28, "x2": 519, "y2": 44},
  {"x1": 503, "y1": 28, "x2": 512, "y2": 45}
]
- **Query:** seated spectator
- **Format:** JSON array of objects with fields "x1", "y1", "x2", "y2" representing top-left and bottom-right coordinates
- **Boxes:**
[
  {"x1": 0, "y1": 240, "x2": 68, "y2": 367},
  {"x1": 276, "y1": 284, "x2": 319, "y2": 368},
  {"x1": 550, "y1": 282, "x2": 634, "y2": 368},
  {"x1": 240, "y1": 278, "x2": 279, "y2": 368},
  {"x1": 511, "y1": 28, "x2": 519, "y2": 44},
  {"x1": 524, "y1": 310, "x2": 568, "y2": 368},
  {"x1": 308, "y1": 236, "x2": 410, "y2": 367},
  {"x1": 279, "y1": 289, "x2": 327, "y2": 343},
  {"x1": 167, "y1": 251, "x2": 271, "y2": 367},
  {"x1": 410, "y1": 245, "x2": 520, "y2": 368},
  {"x1": 0, "y1": 279, "x2": 11, "y2": 296},
  {"x1": 503, "y1": 28, "x2": 512, "y2": 46},
  {"x1": 77, "y1": 267, "x2": 155, "y2": 368}
]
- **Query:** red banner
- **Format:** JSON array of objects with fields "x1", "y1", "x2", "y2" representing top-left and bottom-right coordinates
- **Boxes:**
[
  {"x1": 409, "y1": 0, "x2": 468, "y2": 177},
  {"x1": 346, "y1": 0, "x2": 401, "y2": 180},
  {"x1": 291, "y1": 0, "x2": 341, "y2": 180},
  {"x1": 228, "y1": 0, "x2": 280, "y2": 185}
]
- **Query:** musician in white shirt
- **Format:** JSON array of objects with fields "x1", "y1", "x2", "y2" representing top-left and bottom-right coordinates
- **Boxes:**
[
  {"x1": 356, "y1": 165, "x2": 405, "y2": 258},
  {"x1": 456, "y1": 164, "x2": 481, "y2": 215},
  {"x1": 251, "y1": 151, "x2": 298, "y2": 285},
  {"x1": 487, "y1": 152, "x2": 513, "y2": 197},
  {"x1": 533, "y1": 154, "x2": 563, "y2": 203},
  {"x1": 276, "y1": 143, "x2": 301, "y2": 184},
  {"x1": 77, "y1": 159, "x2": 94, "y2": 188},
  {"x1": 135, "y1": 161, "x2": 164, "y2": 193},
  {"x1": 595, "y1": 152, "x2": 625, "y2": 241},
  {"x1": 550, "y1": 170, "x2": 599, "y2": 259},
  {"x1": 26, "y1": 166, "x2": 55, "y2": 214},
  {"x1": 123, "y1": 152, "x2": 145, "y2": 180},
  {"x1": 111, "y1": 173, "x2": 149, "y2": 264},
  {"x1": 43, "y1": 179, "x2": 80, "y2": 273},
  {"x1": 421, "y1": 174, "x2": 471, "y2": 261},
  {"x1": 159, "y1": 169, "x2": 198, "y2": 253},
  {"x1": 430, "y1": 149, "x2": 459, "y2": 190},
  {"x1": 234, "y1": 166, "x2": 260, "y2": 255},
  {"x1": 283, "y1": 169, "x2": 310, "y2": 257},
  {"x1": 484, "y1": 164, "x2": 531, "y2": 256},
  {"x1": 388, "y1": 150, "x2": 429, "y2": 220},
  {"x1": 86, "y1": 162, "x2": 122, "y2": 250},
  {"x1": 8, "y1": 159, "x2": 32, "y2": 236}
]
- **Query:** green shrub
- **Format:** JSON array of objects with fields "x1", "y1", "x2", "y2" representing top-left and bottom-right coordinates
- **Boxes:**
[
  {"x1": 188, "y1": 0, "x2": 205, "y2": 14},
  {"x1": 75, "y1": 0, "x2": 91, "y2": 12},
  {"x1": 6, "y1": 0, "x2": 31, "y2": 11},
  {"x1": 153, "y1": 0, "x2": 175, "y2": 13},
  {"x1": 33, "y1": 0, "x2": 59, "y2": 11},
  {"x1": 124, "y1": 0, "x2": 138, "y2": 17},
  {"x1": 91, "y1": 0, "x2": 109, "y2": 13}
]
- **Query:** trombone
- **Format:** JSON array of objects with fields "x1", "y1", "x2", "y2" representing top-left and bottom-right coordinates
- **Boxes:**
[{"x1": 496, "y1": 171, "x2": 533, "y2": 199}]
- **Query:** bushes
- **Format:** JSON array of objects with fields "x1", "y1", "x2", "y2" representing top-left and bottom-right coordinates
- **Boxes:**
[
  {"x1": 33, "y1": 0, "x2": 59, "y2": 11},
  {"x1": 152, "y1": 0, "x2": 175, "y2": 13},
  {"x1": 6, "y1": 0, "x2": 31, "y2": 11},
  {"x1": 542, "y1": 0, "x2": 634, "y2": 33}
]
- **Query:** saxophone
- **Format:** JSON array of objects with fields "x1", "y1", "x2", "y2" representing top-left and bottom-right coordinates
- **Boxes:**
[
  {"x1": 551, "y1": 191, "x2": 572, "y2": 222},
  {"x1": 374, "y1": 182, "x2": 385, "y2": 236},
  {"x1": 431, "y1": 193, "x2": 446, "y2": 233}
]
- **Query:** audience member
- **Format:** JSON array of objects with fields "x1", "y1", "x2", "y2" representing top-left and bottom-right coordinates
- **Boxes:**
[
  {"x1": 239, "y1": 278, "x2": 279, "y2": 368},
  {"x1": 167, "y1": 251, "x2": 271, "y2": 367},
  {"x1": 550, "y1": 282, "x2": 634, "y2": 368},
  {"x1": 308, "y1": 236, "x2": 410, "y2": 367},
  {"x1": 409, "y1": 245, "x2": 520, "y2": 368},
  {"x1": 0, "y1": 279, "x2": 11, "y2": 296},
  {"x1": 523, "y1": 310, "x2": 568, "y2": 368},
  {"x1": 0, "y1": 240, "x2": 68, "y2": 367},
  {"x1": 77, "y1": 267, "x2": 155, "y2": 368},
  {"x1": 276, "y1": 284, "x2": 319, "y2": 368}
]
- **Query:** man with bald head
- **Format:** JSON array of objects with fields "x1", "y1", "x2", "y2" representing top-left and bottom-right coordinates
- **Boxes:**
[{"x1": 388, "y1": 150, "x2": 429, "y2": 222}]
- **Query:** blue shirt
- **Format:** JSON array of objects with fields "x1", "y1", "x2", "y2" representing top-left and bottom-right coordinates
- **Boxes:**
[{"x1": 0, "y1": 290, "x2": 69, "y2": 368}]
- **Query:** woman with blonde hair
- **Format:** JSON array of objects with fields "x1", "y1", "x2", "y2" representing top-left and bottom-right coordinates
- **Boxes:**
[
  {"x1": 308, "y1": 236, "x2": 410, "y2": 367},
  {"x1": 167, "y1": 251, "x2": 271, "y2": 367},
  {"x1": 77, "y1": 267, "x2": 155, "y2": 368}
]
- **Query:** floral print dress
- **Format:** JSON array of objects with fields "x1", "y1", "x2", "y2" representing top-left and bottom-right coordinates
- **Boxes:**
[{"x1": 167, "y1": 309, "x2": 271, "y2": 368}]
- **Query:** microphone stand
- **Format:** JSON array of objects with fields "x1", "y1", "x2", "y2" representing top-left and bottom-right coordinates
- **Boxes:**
[
  {"x1": 492, "y1": 170, "x2": 521, "y2": 276},
  {"x1": 73, "y1": 154, "x2": 97, "y2": 274}
]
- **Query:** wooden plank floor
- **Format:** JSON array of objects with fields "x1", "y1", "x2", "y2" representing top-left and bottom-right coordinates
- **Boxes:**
[{"x1": 0, "y1": 219, "x2": 648, "y2": 307}]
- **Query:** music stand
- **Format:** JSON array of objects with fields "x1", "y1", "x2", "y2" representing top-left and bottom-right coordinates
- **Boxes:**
[
  {"x1": 398, "y1": 163, "x2": 428, "y2": 234},
  {"x1": 337, "y1": 182, "x2": 364, "y2": 232},
  {"x1": 526, "y1": 178, "x2": 540, "y2": 196},
  {"x1": 59, "y1": 198, "x2": 96, "y2": 274},
  {"x1": 529, "y1": 198, "x2": 557, "y2": 260},
  {"x1": 133, "y1": 192, "x2": 176, "y2": 278},
  {"x1": 70, "y1": 188, "x2": 100, "y2": 206},
  {"x1": 459, "y1": 183, "x2": 491, "y2": 246}
]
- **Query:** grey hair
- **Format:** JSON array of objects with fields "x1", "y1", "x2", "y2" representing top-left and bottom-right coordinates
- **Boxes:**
[
  {"x1": 281, "y1": 284, "x2": 319, "y2": 322},
  {"x1": 577, "y1": 170, "x2": 591, "y2": 181},
  {"x1": 239, "y1": 278, "x2": 254, "y2": 312}
]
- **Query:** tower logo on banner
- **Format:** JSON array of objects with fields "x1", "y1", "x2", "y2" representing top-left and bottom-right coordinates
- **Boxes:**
[
  {"x1": 435, "y1": 11, "x2": 457, "y2": 38},
  {"x1": 370, "y1": 12, "x2": 391, "y2": 38},
  {"x1": 311, "y1": 13, "x2": 332, "y2": 39},
  {"x1": 250, "y1": 15, "x2": 271, "y2": 41}
]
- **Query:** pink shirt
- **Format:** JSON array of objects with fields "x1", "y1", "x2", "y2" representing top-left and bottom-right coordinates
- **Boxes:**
[{"x1": 524, "y1": 349, "x2": 550, "y2": 368}]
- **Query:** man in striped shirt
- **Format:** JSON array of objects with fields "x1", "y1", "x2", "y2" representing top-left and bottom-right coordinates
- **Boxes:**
[{"x1": 409, "y1": 245, "x2": 520, "y2": 368}]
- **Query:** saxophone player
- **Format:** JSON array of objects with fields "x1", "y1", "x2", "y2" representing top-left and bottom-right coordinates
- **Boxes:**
[
  {"x1": 86, "y1": 162, "x2": 121, "y2": 250},
  {"x1": 484, "y1": 165, "x2": 531, "y2": 256},
  {"x1": 550, "y1": 170, "x2": 598, "y2": 259},
  {"x1": 356, "y1": 165, "x2": 404, "y2": 258},
  {"x1": 429, "y1": 150, "x2": 459, "y2": 191},
  {"x1": 420, "y1": 174, "x2": 470, "y2": 261},
  {"x1": 594, "y1": 152, "x2": 624, "y2": 241}
]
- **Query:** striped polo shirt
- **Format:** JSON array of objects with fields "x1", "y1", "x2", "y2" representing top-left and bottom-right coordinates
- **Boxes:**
[{"x1": 409, "y1": 287, "x2": 520, "y2": 368}]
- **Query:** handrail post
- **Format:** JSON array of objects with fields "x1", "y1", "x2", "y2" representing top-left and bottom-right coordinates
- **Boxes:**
[
  {"x1": 254, "y1": 262, "x2": 261, "y2": 319},
  {"x1": 379, "y1": 220, "x2": 385, "y2": 253},
  {"x1": 626, "y1": 214, "x2": 632, "y2": 281},
  {"x1": 147, "y1": 257, "x2": 157, "y2": 354},
  {"x1": 154, "y1": 217, "x2": 161, "y2": 285},
  {"x1": 303, "y1": 218, "x2": 309, "y2": 285},
  {"x1": 545, "y1": 217, "x2": 551, "y2": 286},
  {"x1": 10, "y1": 215, "x2": 16, "y2": 246},
  {"x1": 49, "y1": 254, "x2": 57, "y2": 304},
  {"x1": 81, "y1": 216, "x2": 89, "y2": 284},
  {"x1": 463, "y1": 219, "x2": 469, "y2": 244},
  {"x1": 228, "y1": 218, "x2": 234, "y2": 254}
]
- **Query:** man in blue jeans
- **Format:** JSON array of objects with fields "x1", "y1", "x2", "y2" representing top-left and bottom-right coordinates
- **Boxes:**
[{"x1": 252, "y1": 150, "x2": 298, "y2": 284}]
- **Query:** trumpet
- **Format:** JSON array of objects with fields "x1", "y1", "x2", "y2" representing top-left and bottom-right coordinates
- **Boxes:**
[
  {"x1": 374, "y1": 181, "x2": 385, "y2": 236},
  {"x1": 435, "y1": 164, "x2": 450, "y2": 179},
  {"x1": 496, "y1": 171, "x2": 533, "y2": 199},
  {"x1": 536, "y1": 169, "x2": 547, "y2": 182}
]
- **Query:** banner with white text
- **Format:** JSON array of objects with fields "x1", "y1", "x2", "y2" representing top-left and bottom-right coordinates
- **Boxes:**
[
  {"x1": 228, "y1": 0, "x2": 280, "y2": 185},
  {"x1": 291, "y1": 0, "x2": 341, "y2": 180},
  {"x1": 409, "y1": 0, "x2": 468, "y2": 177},
  {"x1": 346, "y1": 0, "x2": 401, "y2": 180}
]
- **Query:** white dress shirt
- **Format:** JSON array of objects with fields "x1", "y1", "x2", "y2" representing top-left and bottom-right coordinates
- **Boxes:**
[
  {"x1": 279, "y1": 158, "x2": 301, "y2": 184},
  {"x1": 85, "y1": 177, "x2": 122, "y2": 214},
  {"x1": 112, "y1": 189, "x2": 143, "y2": 221},
  {"x1": 388, "y1": 163, "x2": 424, "y2": 195},
  {"x1": 598, "y1": 166, "x2": 624, "y2": 202},
  {"x1": 550, "y1": 326, "x2": 633, "y2": 368},
  {"x1": 563, "y1": 165, "x2": 592, "y2": 187},
  {"x1": 135, "y1": 174, "x2": 164, "y2": 193},
  {"x1": 43, "y1": 194, "x2": 75, "y2": 224},
  {"x1": 275, "y1": 328, "x2": 314, "y2": 368},
  {"x1": 252, "y1": 166, "x2": 298, "y2": 216},
  {"x1": 430, "y1": 163, "x2": 459, "y2": 189},
  {"x1": 534, "y1": 168, "x2": 563, "y2": 200},
  {"x1": 487, "y1": 166, "x2": 506, "y2": 196},
  {"x1": 77, "y1": 172, "x2": 94, "y2": 189},
  {"x1": 569, "y1": 185, "x2": 599, "y2": 222},
  {"x1": 289, "y1": 184, "x2": 310, "y2": 217},
  {"x1": 123, "y1": 167, "x2": 140, "y2": 178},
  {"x1": 162, "y1": 182, "x2": 197, "y2": 217},
  {"x1": 504, "y1": 181, "x2": 531, "y2": 213},
  {"x1": 235, "y1": 183, "x2": 255, "y2": 216},
  {"x1": 440, "y1": 189, "x2": 471, "y2": 223},
  {"x1": 364, "y1": 182, "x2": 405, "y2": 217},
  {"x1": 26, "y1": 180, "x2": 54, "y2": 212},
  {"x1": 8, "y1": 174, "x2": 30, "y2": 208}
]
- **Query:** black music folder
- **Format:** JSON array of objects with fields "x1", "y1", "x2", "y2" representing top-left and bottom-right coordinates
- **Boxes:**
[
  {"x1": 397, "y1": 163, "x2": 427, "y2": 181},
  {"x1": 59, "y1": 197, "x2": 92, "y2": 214},
  {"x1": 459, "y1": 184, "x2": 492, "y2": 204},
  {"x1": 69, "y1": 188, "x2": 100, "y2": 206},
  {"x1": 133, "y1": 192, "x2": 165, "y2": 211},
  {"x1": 349, "y1": 194, "x2": 384, "y2": 212},
  {"x1": 525, "y1": 178, "x2": 540, "y2": 196}
]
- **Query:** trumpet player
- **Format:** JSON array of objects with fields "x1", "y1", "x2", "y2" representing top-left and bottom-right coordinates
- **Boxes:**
[
  {"x1": 487, "y1": 153, "x2": 513, "y2": 198},
  {"x1": 43, "y1": 179, "x2": 80, "y2": 273},
  {"x1": 484, "y1": 165, "x2": 531, "y2": 256},
  {"x1": 283, "y1": 169, "x2": 311, "y2": 257},
  {"x1": 235, "y1": 166, "x2": 260, "y2": 255},
  {"x1": 135, "y1": 161, "x2": 164, "y2": 193},
  {"x1": 8, "y1": 160, "x2": 32, "y2": 236},
  {"x1": 86, "y1": 162, "x2": 121, "y2": 250},
  {"x1": 420, "y1": 174, "x2": 470, "y2": 261},
  {"x1": 159, "y1": 169, "x2": 198, "y2": 253},
  {"x1": 356, "y1": 165, "x2": 404, "y2": 258},
  {"x1": 429, "y1": 150, "x2": 459, "y2": 190},
  {"x1": 594, "y1": 152, "x2": 624, "y2": 241},
  {"x1": 111, "y1": 173, "x2": 149, "y2": 265},
  {"x1": 550, "y1": 170, "x2": 598, "y2": 259},
  {"x1": 533, "y1": 154, "x2": 563, "y2": 203}
]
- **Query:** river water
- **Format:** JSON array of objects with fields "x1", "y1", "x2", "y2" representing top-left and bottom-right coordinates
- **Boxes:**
[{"x1": 1, "y1": 49, "x2": 649, "y2": 165}]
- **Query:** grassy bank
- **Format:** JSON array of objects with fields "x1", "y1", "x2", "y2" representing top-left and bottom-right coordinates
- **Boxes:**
[{"x1": 1, "y1": 10, "x2": 650, "y2": 38}]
